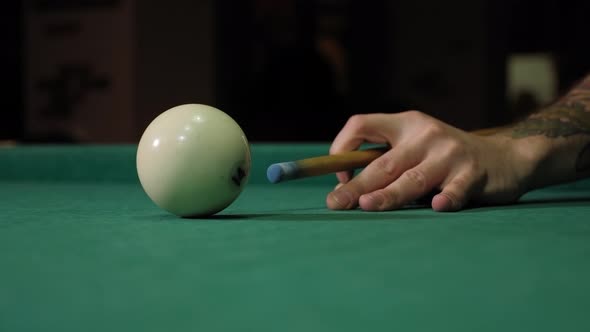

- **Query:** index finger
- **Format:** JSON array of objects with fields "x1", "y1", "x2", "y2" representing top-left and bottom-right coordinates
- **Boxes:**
[{"x1": 330, "y1": 114, "x2": 397, "y2": 183}]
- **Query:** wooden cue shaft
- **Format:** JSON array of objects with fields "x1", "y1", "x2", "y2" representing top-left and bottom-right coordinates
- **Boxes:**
[{"x1": 296, "y1": 147, "x2": 388, "y2": 177}]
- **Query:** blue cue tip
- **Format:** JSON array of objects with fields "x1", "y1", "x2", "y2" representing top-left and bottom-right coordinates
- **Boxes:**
[{"x1": 267, "y1": 162, "x2": 299, "y2": 183}]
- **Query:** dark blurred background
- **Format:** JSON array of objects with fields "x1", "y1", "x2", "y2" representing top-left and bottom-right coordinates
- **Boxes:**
[{"x1": 2, "y1": 0, "x2": 589, "y2": 143}]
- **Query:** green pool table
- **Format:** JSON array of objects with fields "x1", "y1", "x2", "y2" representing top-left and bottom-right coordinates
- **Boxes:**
[{"x1": 1, "y1": 144, "x2": 590, "y2": 332}]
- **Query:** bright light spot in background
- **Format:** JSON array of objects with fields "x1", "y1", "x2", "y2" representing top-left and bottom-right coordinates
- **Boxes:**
[
  {"x1": 152, "y1": 139, "x2": 160, "y2": 148},
  {"x1": 508, "y1": 53, "x2": 557, "y2": 105}
]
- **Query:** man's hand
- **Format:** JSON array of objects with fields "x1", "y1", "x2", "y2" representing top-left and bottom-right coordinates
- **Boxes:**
[{"x1": 326, "y1": 111, "x2": 531, "y2": 212}]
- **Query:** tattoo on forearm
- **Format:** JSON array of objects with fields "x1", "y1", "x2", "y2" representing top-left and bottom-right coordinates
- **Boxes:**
[
  {"x1": 511, "y1": 76, "x2": 590, "y2": 139},
  {"x1": 510, "y1": 75, "x2": 590, "y2": 173},
  {"x1": 510, "y1": 103, "x2": 590, "y2": 138}
]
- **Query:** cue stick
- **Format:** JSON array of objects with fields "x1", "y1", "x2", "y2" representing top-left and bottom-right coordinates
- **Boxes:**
[
  {"x1": 267, "y1": 146, "x2": 388, "y2": 183},
  {"x1": 266, "y1": 126, "x2": 508, "y2": 183}
]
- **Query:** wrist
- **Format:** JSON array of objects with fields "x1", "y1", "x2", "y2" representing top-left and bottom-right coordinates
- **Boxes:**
[
  {"x1": 476, "y1": 132, "x2": 548, "y2": 194},
  {"x1": 508, "y1": 134, "x2": 582, "y2": 191},
  {"x1": 480, "y1": 133, "x2": 542, "y2": 195},
  {"x1": 509, "y1": 135, "x2": 549, "y2": 192}
]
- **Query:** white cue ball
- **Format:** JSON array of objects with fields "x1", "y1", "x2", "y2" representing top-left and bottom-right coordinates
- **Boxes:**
[{"x1": 136, "y1": 104, "x2": 251, "y2": 217}]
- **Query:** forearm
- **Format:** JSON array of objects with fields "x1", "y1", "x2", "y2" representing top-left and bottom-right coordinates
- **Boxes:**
[{"x1": 500, "y1": 74, "x2": 590, "y2": 190}]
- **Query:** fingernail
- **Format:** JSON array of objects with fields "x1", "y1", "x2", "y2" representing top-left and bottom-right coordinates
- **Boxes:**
[{"x1": 329, "y1": 190, "x2": 353, "y2": 209}]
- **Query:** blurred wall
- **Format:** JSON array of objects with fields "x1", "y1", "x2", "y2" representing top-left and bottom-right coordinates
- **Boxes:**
[
  {"x1": 8, "y1": 0, "x2": 590, "y2": 143},
  {"x1": 0, "y1": 2, "x2": 24, "y2": 141},
  {"x1": 389, "y1": 0, "x2": 508, "y2": 130},
  {"x1": 215, "y1": 0, "x2": 507, "y2": 140},
  {"x1": 135, "y1": 0, "x2": 216, "y2": 140},
  {"x1": 24, "y1": 0, "x2": 136, "y2": 142},
  {"x1": 21, "y1": 0, "x2": 214, "y2": 143}
]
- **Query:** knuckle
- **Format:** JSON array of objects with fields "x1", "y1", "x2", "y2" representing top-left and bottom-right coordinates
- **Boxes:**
[
  {"x1": 403, "y1": 169, "x2": 427, "y2": 191},
  {"x1": 404, "y1": 110, "x2": 426, "y2": 119},
  {"x1": 372, "y1": 154, "x2": 398, "y2": 177},
  {"x1": 419, "y1": 123, "x2": 446, "y2": 142},
  {"x1": 445, "y1": 140, "x2": 465, "y2": 156},
  {"x1": 416, "y1": 121, "x2": 446, "y2": 145},
  {"x1": 346, "y1": 114, "x2": 369, "y2": 131}
]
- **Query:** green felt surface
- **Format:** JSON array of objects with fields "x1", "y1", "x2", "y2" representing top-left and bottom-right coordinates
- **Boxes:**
[{"x1": 1, "y1": 145, "x2": 590, "y2": 332}]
